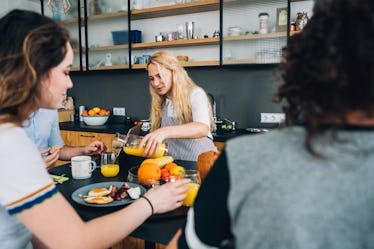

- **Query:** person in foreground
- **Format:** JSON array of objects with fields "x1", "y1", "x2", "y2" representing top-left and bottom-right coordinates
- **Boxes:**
[
  {"x1": 0, "y1": 10, "x2": 189, "y2": 249},
  {"x1": 139, "y1": 50, "x2": 217, "y2": 161},
  {"x1": 167, "y1": 0, "x2": 374, "y2": 248},
  {"x1": 24, "y1": 108, "x2": 106, "y2": 170}
]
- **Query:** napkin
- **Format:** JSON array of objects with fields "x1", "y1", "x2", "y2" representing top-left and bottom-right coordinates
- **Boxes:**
[{"x1": 50, "y1": 174, "x2": 69, "y2": 184}]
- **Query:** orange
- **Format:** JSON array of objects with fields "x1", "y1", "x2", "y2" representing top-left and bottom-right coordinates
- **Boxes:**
[
  {"x1": 82, "y1": 110, "x2": 88, "y2": 116},
  {"x1": 164, "y1": 162, "x2": 178, "y2": 171},
  {"x1": 137, "y1": 162, "x2": 161, "y2": 185},
  {"x1": 93, "y1": 107, "x2": 101, "y2": 113},
  {"x1": 88, "y1": 109, "x2": 96, "y2": 116},
  {"x1": 98, "y1": 109, "x2": 107, "y2": 116}
]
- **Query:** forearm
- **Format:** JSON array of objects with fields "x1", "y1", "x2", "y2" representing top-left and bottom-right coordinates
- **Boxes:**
[
  {"x1": 82, "y1": 197, "x2": 152, "y2": 248},
  {"x1": 21, "y1": 194, "x2": 152, "y2": 249},
  {"x1": 58, "y1": 145, "x2": 85, "y2": 160},
  {"x1": 163, "y1": 122, "x2": 209, "y2": 139}
]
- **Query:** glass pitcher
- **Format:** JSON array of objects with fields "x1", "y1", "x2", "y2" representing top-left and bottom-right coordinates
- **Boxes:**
[{"x1": 112, "y1": 132, "x2": 168, "y2": 158}]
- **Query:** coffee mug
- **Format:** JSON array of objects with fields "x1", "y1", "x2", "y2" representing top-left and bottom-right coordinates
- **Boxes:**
[
  {"x1": 71, "y1": 156, "x2": 97, "y2": 179},
  {"x1": 141, "y1": 119, "x2": 151, "y2": 132}
]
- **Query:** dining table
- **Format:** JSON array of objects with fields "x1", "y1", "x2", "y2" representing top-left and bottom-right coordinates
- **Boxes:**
[{"x1": 50, "y1": 154, "x2": 196, "y2": 249}]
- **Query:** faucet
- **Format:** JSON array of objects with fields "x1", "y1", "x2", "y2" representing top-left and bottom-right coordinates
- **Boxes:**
[{"x1": 207, "y1": 93, "x2": 217, "y2": 122}]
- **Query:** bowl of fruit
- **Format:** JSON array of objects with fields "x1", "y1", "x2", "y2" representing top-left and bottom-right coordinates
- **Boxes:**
[
  {"x1": 127, "y1": 156, "x2": 186, "y2": 188},
  {"x1": 81, "y1": 107, "x2": 110, "y2": 126}
]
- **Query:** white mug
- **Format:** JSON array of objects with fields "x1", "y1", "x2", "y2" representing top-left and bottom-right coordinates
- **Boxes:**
[
  {"x1": 71, "y1": 156, "x2": 97, "y2": 179},
  {"x1": 141, "y1": 120, "x2": 151, "y2": 132}
]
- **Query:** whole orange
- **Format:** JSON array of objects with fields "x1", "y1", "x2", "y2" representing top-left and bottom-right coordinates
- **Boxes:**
[
  {"x1": 137, "y1": 162, "x2": 161, "y2": 185},
  {"x1": 88, "y1": 109, "x2": 96, "y2": 116},
  {"x1": 98, "y1": 109, "x2": 107, "y2": 116}
]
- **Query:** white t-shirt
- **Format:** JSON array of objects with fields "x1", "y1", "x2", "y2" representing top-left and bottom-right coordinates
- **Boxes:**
[
  {"x1": 0, "y1": 123, "x2": 57, "y2": 248},
  {"x1": 165, "y1": 87, "x2": 212, "y2": 137}
]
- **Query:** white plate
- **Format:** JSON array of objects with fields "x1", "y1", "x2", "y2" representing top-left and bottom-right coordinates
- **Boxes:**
[{"x1": 71, "y1": 182, "x2": 146, "y2": 207}]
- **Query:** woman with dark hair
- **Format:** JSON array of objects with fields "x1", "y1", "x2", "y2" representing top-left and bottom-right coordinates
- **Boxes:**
[
  {"x1": 0, "y1": 10, "x2": 189, "y2": 248},
  {"x1": 167, "y1": 0, "x2": 374, "y2": 248}
]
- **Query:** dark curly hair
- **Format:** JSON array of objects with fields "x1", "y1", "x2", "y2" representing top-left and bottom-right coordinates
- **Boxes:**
[
  {"x1": 275, "y1": 0, "x2": 374, "y2": 156},
  {"x1": 0, "y1": 10, "x2": 70, "y2": 126}
]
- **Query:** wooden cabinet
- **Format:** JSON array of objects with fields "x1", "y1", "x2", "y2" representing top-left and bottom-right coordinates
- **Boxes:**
[{"x1": 60, "y1": 130, "x2": 116, "y2": 151}]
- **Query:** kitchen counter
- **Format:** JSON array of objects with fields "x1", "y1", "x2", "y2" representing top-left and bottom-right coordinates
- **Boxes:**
[{"x1": 59, "y1": 121, "x2": 261, "y2": 142}]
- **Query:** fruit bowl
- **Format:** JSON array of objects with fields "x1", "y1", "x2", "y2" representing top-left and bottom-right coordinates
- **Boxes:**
[
  {"x1": 127, "y1": 166, "x2": 160, "y2": 188},
  {"x1": 82, "y1": 115, "x2": 109, "y2": 126}
]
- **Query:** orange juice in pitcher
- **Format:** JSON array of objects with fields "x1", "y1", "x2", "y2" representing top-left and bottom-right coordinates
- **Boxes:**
[
  {"x1": 123, "y1": 134, "x2": 168, "y2": 158},
  {"x1": 123, "y1": 143, "x2": 167, "y2": 158}
]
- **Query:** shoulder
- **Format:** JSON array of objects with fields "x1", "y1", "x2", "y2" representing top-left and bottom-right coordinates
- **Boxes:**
[
  {"x1": 225, "y1": 126, "x2": 306, "y2": 176},
  {"x1": 30, "y1": 108, "x2": 58, "y2": 121},
  {"x1": 0, "y1": 124, "x2": 55, "y2": 212},
  {"x1": 0, "y1": 124, "x2": 44, "y2": 165},
  {"x1": 190, "y1": 87, "x2": 208, "y2": 105},
  {"x1": 190, "y1": 87, "x2": 206, "y2": 98}
]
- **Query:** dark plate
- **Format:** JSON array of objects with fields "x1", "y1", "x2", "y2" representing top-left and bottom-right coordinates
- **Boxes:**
[{"x1": 72, "y1": 181, "x2": 146, "y2": 207}]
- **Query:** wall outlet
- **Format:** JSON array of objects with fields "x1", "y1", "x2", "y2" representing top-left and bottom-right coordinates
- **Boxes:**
[
  {"x1": 113, "y1": 107, "x2": 126, "y2": 116},
  {"x1": 260, "y1": 113, "x2": 285, "y2": 123}
]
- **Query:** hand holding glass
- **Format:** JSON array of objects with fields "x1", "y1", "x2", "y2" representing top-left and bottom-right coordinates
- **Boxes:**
[{"x1": 123, "y1": 134, "x2": 168, "y2": 158}]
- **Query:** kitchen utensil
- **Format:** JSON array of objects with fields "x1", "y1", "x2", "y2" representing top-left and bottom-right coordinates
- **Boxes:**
[
  {"x1": 82, "y1": 115, "x2": 109, "y2": 126},
  {"x1": 186, "y1": 21, "x2": 195, "y2": 39},
  {"x1": 113, "y1": 124, "x2": 142, "y2": 150}
]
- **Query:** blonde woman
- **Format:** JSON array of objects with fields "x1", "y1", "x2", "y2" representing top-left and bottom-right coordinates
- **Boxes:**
[{"x1": 140, "y1": 51, "x2": 217, "y2": 162}]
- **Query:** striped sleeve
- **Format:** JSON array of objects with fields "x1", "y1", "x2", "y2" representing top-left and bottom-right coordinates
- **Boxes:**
[
  {"x1": 5, "y1": 183, "x2": 57, "y2": 215},
  {"x1": 0, "y1": 125, "x2": 57, "y2": 215}
]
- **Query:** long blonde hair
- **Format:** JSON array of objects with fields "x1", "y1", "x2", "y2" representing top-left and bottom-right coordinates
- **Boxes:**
[{"x1": 147, "y1": 50, "x2": 215, "y2": 132}]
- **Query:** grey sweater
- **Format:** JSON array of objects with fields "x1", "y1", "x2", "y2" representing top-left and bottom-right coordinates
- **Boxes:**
[{"x1": 226, "y1": 126, "x2": 374, "y2": 249}]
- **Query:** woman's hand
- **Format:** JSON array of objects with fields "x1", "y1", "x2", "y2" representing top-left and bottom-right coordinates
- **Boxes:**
[
  {"x1": 140, "y1": 127, "x2": 168, "y2": 157},
  {"x1": 143, "y1": 178, "x2": 190, "y2": 214}
]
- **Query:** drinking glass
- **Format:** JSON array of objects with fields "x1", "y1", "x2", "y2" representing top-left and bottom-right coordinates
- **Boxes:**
[
  {"x1": 182, "y1": 169, "x2": 201, "y2": 206},
  {"x1": 100, "y1": 152, "x2": 120, "y2": 177}
]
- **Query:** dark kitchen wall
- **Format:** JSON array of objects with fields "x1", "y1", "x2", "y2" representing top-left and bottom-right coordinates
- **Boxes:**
[{"x1": 69, "y1": 66, "x2": 282, "y2": 129}]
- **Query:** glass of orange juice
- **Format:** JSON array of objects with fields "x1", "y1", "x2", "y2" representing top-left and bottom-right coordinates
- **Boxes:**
[
  {"x1": 182, "y1": 169, "x2": 201, "y2": 207},
  {"x1": 100, "y1": 152, "x2": 120, "y2": 177},
  {"x1": 123, "y1": 134, "x2": 168, "y2": 158}
]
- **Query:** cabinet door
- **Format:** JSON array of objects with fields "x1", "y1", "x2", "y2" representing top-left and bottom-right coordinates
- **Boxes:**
[
  {"x1": 222, "y1": 0, "x2": 288, "y2": 65},
  {"x1": 43, "y1": 0, "x2": 83, "y2": 71},
  {"x1": 60, "y1": 130, "x2": 116, "y2": 151},
  {"x1": 130, "y1": 0, "x2": 220, "y2": 68},
  {"x1": 86, "y1": 0, "x2": 130, "y2": 70}
]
